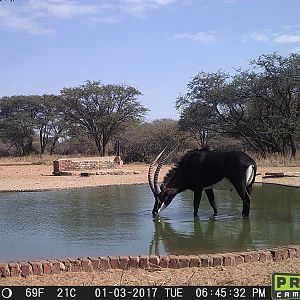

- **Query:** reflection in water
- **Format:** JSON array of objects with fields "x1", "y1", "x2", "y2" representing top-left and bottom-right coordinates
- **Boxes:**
[
  {"x1": 150, "y1": 217, "x2": 254, "y2": 255},
  {"x1": 0, "y1": 184, "x2": 299, "y2": 261}
]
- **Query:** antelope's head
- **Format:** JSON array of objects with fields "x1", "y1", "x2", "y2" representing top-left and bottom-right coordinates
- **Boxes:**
[{"x1": 148, "y1": 148, "x2": 178, "y2": 217}]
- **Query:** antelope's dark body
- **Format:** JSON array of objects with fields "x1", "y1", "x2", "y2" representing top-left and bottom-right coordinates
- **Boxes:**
[{"x1": 149, "y1": 147, "x2": 257, "y2": 217}]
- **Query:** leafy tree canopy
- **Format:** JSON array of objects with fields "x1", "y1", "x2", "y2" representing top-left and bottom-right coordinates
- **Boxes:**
[{"x1": 61, "y1": 80, "x2": 148, "y2": 156}]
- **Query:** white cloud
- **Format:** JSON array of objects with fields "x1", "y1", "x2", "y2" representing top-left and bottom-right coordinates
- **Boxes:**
[
  {"x1": 152, "y1": 0, "x2": 177, "y2": 5},
  {"x1": 247, "y1": 28, "x2": 300, "y2": 45},
  {"x1": 174, "y1": 31, "x2": 219, "y2": 44},
  {"x1": 116, "y1": 0, "x2": 179, "y2": 17},
  {"x1": 273, "y1": 34, "x2": 300, "y2": 44},
  {"x1": 26, "y1": 0, "x2": 98, "y2": 19},
  {"x1": 250, "y1": 33, "x2": 269, "y2": 42},
  {"x1": 0, "y1": 0, "x2": 180, "y2": 34},
  {"x1": 0, "y1": 0, "x2": 99, "y2": 34},
  {"x1": 91, "y1": 15, "x2": 122, "y2": 24},
  {"x1": 0, "y1": 5, "x2": 53, "y2": 34}
]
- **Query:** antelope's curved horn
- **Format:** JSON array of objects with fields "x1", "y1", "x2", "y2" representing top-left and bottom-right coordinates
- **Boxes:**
[
  {"x1": 154, "y1": 146, "x2": 178, "y2": 194},
  {"x1": 148, "y1": 147, "x2": 166, "y2": 195}
]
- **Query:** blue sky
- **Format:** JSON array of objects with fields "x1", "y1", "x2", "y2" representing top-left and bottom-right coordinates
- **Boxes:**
[{"x1": 1, "y1": 0, "x2": 300, "y2": 120}]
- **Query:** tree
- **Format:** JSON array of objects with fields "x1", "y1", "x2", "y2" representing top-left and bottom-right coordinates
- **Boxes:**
[
  {"x1": 58, "y1": 125, "x2": 98, "y2": 156},
  {"x1": 177, "y1": 53, "x2": 300, "y2": 157},
  {"x1": 0, "y1": 96, "x2": 38, "y2": 155},
  {"x1": 118, "y1": 119, "x2": 193, "y2": 163},
  {"x1": 249, "y1": 53, "x2": 300, "y2": 157},
  {"x1": 33, "y1": 94, "x2": 68, "y2": 155},
  {"x1": 60, "y1": 81, "x2": 148, "y2": 156},
  {"x1": 178, "y1": 102, "x2": 217, "y2": 147}
]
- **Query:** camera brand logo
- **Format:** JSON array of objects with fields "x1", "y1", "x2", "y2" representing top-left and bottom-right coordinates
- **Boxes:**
[{"x1": 272, "y1": 273, "x2": 300, "y2": 299}]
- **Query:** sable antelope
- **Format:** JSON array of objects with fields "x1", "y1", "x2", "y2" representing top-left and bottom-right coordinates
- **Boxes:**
[{"x1": 148, "y1": 147, "x2": 257, "y2": 217}]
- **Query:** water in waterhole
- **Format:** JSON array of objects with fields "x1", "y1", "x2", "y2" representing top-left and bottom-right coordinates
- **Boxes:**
[{"x1": 0, "y1": 183, "x2": 299, "y2": 261}]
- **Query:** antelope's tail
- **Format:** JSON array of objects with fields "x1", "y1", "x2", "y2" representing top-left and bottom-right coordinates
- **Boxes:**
[{"x1": 246, "y1": 164, "x2": 257, "y2": 187}]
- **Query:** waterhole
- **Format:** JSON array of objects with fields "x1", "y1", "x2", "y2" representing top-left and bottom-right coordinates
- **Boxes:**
[{"x1": 0, "y1": 184, "x2": 299, "y2": 261}]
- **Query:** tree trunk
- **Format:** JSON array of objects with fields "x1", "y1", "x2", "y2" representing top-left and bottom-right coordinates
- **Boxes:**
[
  {"x1": 49, "y1": 137, "x2": 58, "y2": 155},
  {"x1": 288, "y1": 134, "x2": 297, "y2": 158},
  {"x1": 92, "y1": 133, "x2": 103, "y2": 156}
]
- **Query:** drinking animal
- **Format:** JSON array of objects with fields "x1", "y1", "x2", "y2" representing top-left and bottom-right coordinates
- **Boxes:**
[{"x1": 148, "y1": 147, "x2": 257, "y2": 217}]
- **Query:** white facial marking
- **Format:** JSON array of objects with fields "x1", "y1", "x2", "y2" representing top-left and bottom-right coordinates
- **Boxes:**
[{"x1": 157, "y1": 203, "x2": 166, "y2": 214}]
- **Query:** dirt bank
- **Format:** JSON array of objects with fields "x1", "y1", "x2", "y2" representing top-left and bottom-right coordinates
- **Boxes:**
[{"x1": 0, "y1": 163, "x2": 299, "y2": 192}]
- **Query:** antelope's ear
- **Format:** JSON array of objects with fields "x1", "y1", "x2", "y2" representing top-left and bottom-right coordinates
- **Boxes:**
[
  {"x1": 160, "y1": 185, "x2": 176, "y2": 195},
  {"x1": 160, "y1": 184, "x2": 167, "y2": 192}
]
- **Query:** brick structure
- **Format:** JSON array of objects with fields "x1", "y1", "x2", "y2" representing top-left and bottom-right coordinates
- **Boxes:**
[
  {"x1": 0, "y1": 246, "x2": 299, "y2": 278},
  {"x1": 53, "y1": 156, "x2": 123, "y2": 175}
]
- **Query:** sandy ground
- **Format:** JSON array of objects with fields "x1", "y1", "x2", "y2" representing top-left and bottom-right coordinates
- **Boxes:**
[
  {"x1": 0, "y1": 161, "x2": 299, "y2": 286},
  {"x1": 0, "y1": 163, "x2": 152, "y2": 192},
  {"x1": 0, "y1": 163, "x2": 299, "y2": 192}
]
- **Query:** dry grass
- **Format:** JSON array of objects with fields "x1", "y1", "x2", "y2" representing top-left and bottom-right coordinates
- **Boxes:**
[
  {"x1": 244, "y1": 152, "x2": 300, "y2": 167},
  {"x1": 0, "y1": 154, "x2": 100, "y2": 166},
  {"x1": 0, "y1": 154, "x2": 61, "y2": 165},
  {"x1": 0, "y1": 151, "x2": 299, "y2": 168}
]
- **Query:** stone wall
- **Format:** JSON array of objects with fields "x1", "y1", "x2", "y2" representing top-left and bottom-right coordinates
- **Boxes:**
[
  {"x1": 0, "y1": 246, "x2": 299, "y2": 277},
  {"x1": 53, "y1": 156, "x2": 123, "y2": 175}
]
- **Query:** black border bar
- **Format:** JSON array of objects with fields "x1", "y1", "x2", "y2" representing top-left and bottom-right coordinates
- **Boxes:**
[{"x1": 0, "y1": 286, "x2": 271, "y2": 300}]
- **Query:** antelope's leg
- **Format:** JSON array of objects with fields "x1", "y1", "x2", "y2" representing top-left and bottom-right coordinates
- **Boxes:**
[
  {"x1": 233, "y1": 181, "x2": 251, "y2": 217},
  {"x1": 205, "y1": 188, "x2": 217, "y2": 215},
  {"x1": 193, "y1": 189, "x2": 203, "y2": 217}
]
